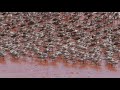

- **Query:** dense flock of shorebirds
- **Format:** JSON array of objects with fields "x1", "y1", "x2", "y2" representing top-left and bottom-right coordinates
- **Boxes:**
[{"x1": 0, "y1": 12, "x2": 119, "y2": 67}]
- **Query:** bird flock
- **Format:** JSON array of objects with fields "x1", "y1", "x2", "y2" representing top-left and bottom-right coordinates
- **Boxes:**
[{"x1": 0, "y1": 12, "x2": 119, "y2": 67}]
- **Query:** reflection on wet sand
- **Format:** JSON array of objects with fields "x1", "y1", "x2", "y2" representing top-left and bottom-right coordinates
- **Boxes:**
[
  {"x1": 0, "y1": 57, "x2": 5, "y2": 64},
  {"x1": 0, "y1": 54, "x2": 119, "y2": 71},
  {"x1": 105, "y1": 63, "x2": 117, "y2": 72},
  {"x1": 0, "y1": 53, "x2": 120, "y2": 78}
]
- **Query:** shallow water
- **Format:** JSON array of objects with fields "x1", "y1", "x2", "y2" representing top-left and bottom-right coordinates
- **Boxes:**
[{"x1": 0, "y1": 55, "x2": 120, "y2": 78}]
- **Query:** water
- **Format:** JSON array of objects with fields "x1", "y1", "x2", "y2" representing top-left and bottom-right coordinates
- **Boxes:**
[{"x1": 0, "y1": 55, "x2": 120, "y2": 78}]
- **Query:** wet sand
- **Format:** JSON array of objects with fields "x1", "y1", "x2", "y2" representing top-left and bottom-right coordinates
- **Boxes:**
[{"x1": 0, "y1": 54, "x2": 120, "y2": 78}]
